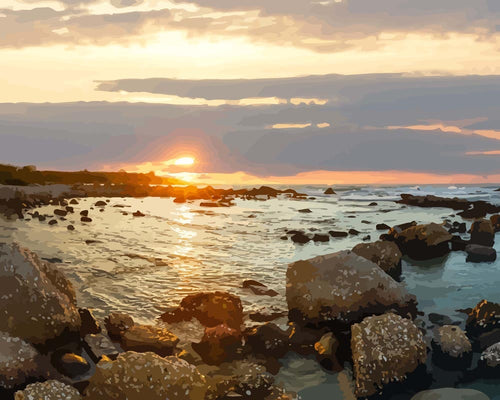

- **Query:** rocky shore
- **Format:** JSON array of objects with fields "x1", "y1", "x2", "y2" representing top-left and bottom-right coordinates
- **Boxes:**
[{"x1": 1, "y1": 186, "x2": 500, "y2": 399}]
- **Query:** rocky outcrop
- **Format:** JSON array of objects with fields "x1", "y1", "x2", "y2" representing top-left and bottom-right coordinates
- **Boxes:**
[
  {"x1": 466, "y1": 300, "x2": 500, "y2": 340},
  {"x1": 351, "y1": 313, "x2": 427, "y2": 398},
  {"x1": 465, "y1": 244, "x2": 497, "y2": 263},
  {"x1": 469, "y1": 219, "x2": 495, "y2": 247},
  {"x1": 410, "y1": 388, "x2": 490, "y2": 400},
  {"x1": 14, "y1": 380, "x2": 82, "y2": 400},
  {"x1": 431, "y1": 325, "x2": 472, "y2": 369},
  {"x1": 192, "y1": 324, "x2": 242, "y2": 365},
  {"x1": 286, "y1": 250, "x2": 417, "y2": 327},
  {"x1": 324, "y1": 188, "x2": 336, "y2": 195},
  {"x1": 0, "y1": 243, "x2": 81, "y2": 346},
  {"x1": 352, "y1": 240, "x2": 402, "y2": 279},
  {"x1": 479, "y1": 342, "x2": 500, "y2": 376},
  {"x1": 84, "y1": 352, "x2": 208, "y2": 400},
  {"x1": 392, "y1": 223, "x2": 452, "y2": 259},
  {"x1": 245, "y1": 323, "x2": 290, "y2": 359}
]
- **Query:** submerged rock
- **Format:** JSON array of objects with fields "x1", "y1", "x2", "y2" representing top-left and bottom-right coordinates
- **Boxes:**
[
  {"x1": 352, "y1": 240, "x2": 402, "y2": 279},
  {"x1": 290, "y1": 232, "x2": 310, "y2": 244},
  {"x1": 312, "y1": 234, "x2": 329, "y2": 243},
  {"x1": 15, "y1": 380, "x2": 82, "y2": 400},
  {"x1": 84, "y1": 352, "x2": 208, "y2": 400},
  {"x1": 351, "y1": 313, "x2": 427, "y2": 398},
  {"x1": 0, "y1": 243, "x2": 80, "y2": 346},
  {"x1": 393, "y1": 223, "x2": 452, "y2": 260},
  {"x1": 94, "y1": 200, "x2": 107, "y2": 207},
  {"x1": 431, "y1": 325, "x2": 472, "y2": 370},
  {"x1": 286, "y1": 250, "x2": 417, "y2": 326},
  {"x1": 132, "y1": 210, "x2": 145, "y2": 217},
  {"x1": 469, "y1": 219, "x2": 495, "y2": 247},
  {"x1": 465, "y1": 244, "x2": 496, "y2": 263},
  {"x1": 243, "y1": 281, "x2": 279, "y2": 297}
]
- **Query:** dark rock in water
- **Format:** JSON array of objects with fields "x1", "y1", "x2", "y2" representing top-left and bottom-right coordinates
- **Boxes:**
[
  {"x1": 83, "y1": 333, "x2": 120, "y2": 362},
  {"x1": 298, "y1": 208, "x2": 312, "y2": 213},
  {"x1": 205, "y1": 370, "x2": 275, "y2": 400},
  {"x1": 242, "y1": 280, "x2": 266, "y2": 288},
  {"x1": 329, "y1": 230, "x2": 348, "y2": 238},
  {"x1": 192, "y1": 324, "x2": 242, "y2": 365},
  {"x1": 48, "y1": 219, "x2": 58, "y2": 225},
  {"x1": 0, "y1": 332, "x2": 49, "y2": 389},
  {"x1": 81, "y1": 216, "x2": 92, "y2": 222},
  {"x1": 132, "y1": 210, "x2": 145, "y2": 217},
  {"x1": 348, "y1": 228, "x2": 360, "y2": 235},
  {"x1": 465, "y1": 244, "x2": 496, "y2": 262},
  {"x1": 42, "y1": 257, "x2": 63, "y2": 263},
  {"x1": 286, "y1": 230, "x2": 304, "y2": 235},
  {"x1": 324, "y1": 188, "x2": 336, "y2": 195},
  {"x1": 361, "y1": 220, "x2": 371, "y2": 224},
  {"x1": 95, "y1": 200, "x2": 107, "y2": 207},
  {"x1": 478, "y1": 342, "x2": 500, "y2": 377},
  {"x1": 52, "y1": 351, "x2": 90, "y2": 378},
  {"x1": 466, "y1": 299, "x2": 500, "y2": 340},
  {"x1": 161, "y1": 291, "x2": 243, "y2": 330},
  {"x1": 288, "y1": 323, "x2": 326, "y2": 355},
  {"x1": 245, "y1": 323, "x2": 290, "y2": 359},
  {"x1": 79, "y1": 308, "x2": 101, "y2": 336},
  {"x1": 200, "y1": 202, "x2": 219, "y2": 207},
  {"x1": 54, "y1": 209, "x2": 67, "y2": 217},
  {"x1": 351, "y1": 313, "x2": 427, "y2": 398},
  {"x1": 67, "y1": 224, "x2": 75, "y2": 231},
  {"x1": 99, "y1": 209, "x2": 104, "y2": 212},
  {"x1": 411, "y1": 388, "x2": 489, "y2": 400},
  {"x1": 0, "y1": 243, "x2": 80, "y2": 346},
  {"x1": 80, "y1": 210, "x2": 89, "y2": 217},
  {"x1": 431, "y1": 325, "x2": 472, "y2": 370},
  {"x1": 312, "y1": 234, "x2": 329, "y2": 243},
  {"x1": 84, "y1": 239, "x2": 100, "y2": 245},
  {"x1": 173, "y1": 196, "x2": 186, "y2": 203},
  {"x1": 243, "y1": 281, "x2": 279, "y2": 297},
  {"x1": 291, "y1": 232, "x2": 310, "y2": 244},
  {"x1": 362, "y1": 235, "x2": 371, "y2": 241},
  {"x1": 249, "y1": 309, "x2": 287, "y2": 323},
  {"x1": 392, "y1": 223, "x2": 452, "y2": 260},
  {"x1": 286, "y1": 250, "x2": 417, "y2": 327},
  {"x1": 314, "y1": 332, "x2": 341, "y2": 371},
  {"x1": 477, "y1": 328, "x2": 500, "y2": 351},
  {"x1": 451, "y1": 235, "x2": 468, "y2": 251},
  {"x1": 120, "y1": 324, "x2": 179, "y2": 357},
  {"x1": 368, "y1": 202, "x2": 378, "y2": 206},
  {"x1": 84, "y1": 352, "x2": 208, "y2": 400},
  {"x1": 352, "y1": 240, "x2": 402, "y2": 279},
  {"x1": 490, "y1": 214, "x2": 500, "y2": 232},
  {"x1": 469, "y1": 219, "x2": 495, "y2": 247},
  {"x1": 14, "y1": 380, "x2": 82, "y2": 400},
  {"x1": 38, "y1": 215, "x2": 46, "y2": 222},
  {"x1": 376, "y1": 223, "x2": 391, "y2": 230},
  {"x1": 428, "y1": 313, "x2": 453, "y2": 326},
  {"x1": 280, "y1": 236, "x2": 288, "y2": 240},
  {"x1": 448, "y1": 221, "x2": 466, "y2": 234},
  {"x1": 105, "y1": 313, "x2": 135, "y2": 339},
  {"x1": 69, "y1": 199, "x2": 79, "y2": 205}
]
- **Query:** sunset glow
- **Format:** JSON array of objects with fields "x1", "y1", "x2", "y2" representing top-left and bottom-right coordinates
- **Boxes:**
[{"x1": 173, "y1": 157, "x2": 195, "y2": 166}]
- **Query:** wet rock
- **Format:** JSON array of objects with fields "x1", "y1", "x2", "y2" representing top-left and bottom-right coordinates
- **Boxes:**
[
  {"x1": 410, "y1": 388, "x2": 490, "y2": 400},
  {"x1": 54, "y1": 209, "x2": 67, "y2": 217},
  {"x1": 451, "y1": 235, "x2": 468, "y2": 251},
  {"x1": 324, "y1": 188, "x2": 336, "y2": 195},
  {"x1": 83, "y1": 333, "x2": 120, "y2": 362},
  {"x1": 376, "y1": 223, "x2": 391, "y2": 230},
  {"x1": 466, "y1": 300, "x2": 500, "y2": 341},
  {"x1": 490, "y1": 214, "x2": 500, "y2": 232},
  {"x1": 200, "y1": 202, "x2": 219, "y2": 207},
  {"x1": 161, "y1": 292, "x2": 243, "y2": 330},
  {"x1": 132, "y1": 210, "x2": 145, "y2": 217},
  {"x1": 84, "y1": 352, "x2": 208, "y2": 400},
  {"x1": 52, "y1": 351, "x2": 90, "y2": 378},
  {"x1": 431, "y1": 325, "x2": 472, "y2": 370},
  {"x1": 0, "y1": 332, "x2": 47, "y2": 390},
  {"x1": 14, "y1": 380, "x2": 82, "y2": 400},
  {"x1": 69, "y1": 199, "x2": 79, "y2": 204},
  {"x1": 192, "y1": 324, "x2": 242, "y2": 365},
  {"x1": 84, "y1": 239, "x2": 100, "y2": 245},
  {"x1": 79, "y1": 308, "x2": 101, "y2": 336},
  {"x1": 479, "y1": 342, "x2": 500, "y2": 376},
  {"x1": 428, "y1": 313, "x2": 453, "y2": 326},
  {"x1": 290, "y1": 232, "x2": 310, "y2": 244},
  {"x1": 448, "y1": 221, "x2": 466, "y2": 234},
  {"x1": 298, "y1": 208, "x2": 312, "y2": 213},
  {"x1": 469, "y1": 219, "x2": 495, "y2": 247},
  {"x1": 351, "y1": 313, "x2": 427, "y2": 398},
  {"x1": 329, "y1": 230, "x2": 348, "y2": 238},
  {"x1": 245, "y1": 323, "x2": 290, "y2": 359},
  {"x1": 312, "y1": 234, "x2": 329, "y2": 243},
  {"x1": 173, "y1": 196, "x2": 186, "y2": 203},
  {"x1": 205, "y1": 372, "x2": 276, "y2": 400},
  {"x1": 348, "y1": 228, "x2": 360, "y2": 235},
  {"x1": 80, "y1": 216, "x2": 92, "y2": 222},
  {"x1": 243, "y1": 282, "x2": 279, "y2": 297},
  {"x1": 67, "y1": 224, "x2": 75, "y2": 231},
  {"x1": 48, "y1": 219, "x2": 58, "y2": 225},
  {"x1": 393, "y1": 223, "x2": 452, "y2": 259},
  {"x1": 465, "y1": 244, "x2": 496, "y2": 263},
  {"x1": 288, "y1": 324, "x2": 326, "y2": 355},
  {"x1": 248, "y1": 309, "x2": 287, "y2": 323},
  {"x1": 369, "y1": 202, "x2": 378, "y2": 206},
  {"x1": 476, "y1": 329, "x2": 500, "y2": 351},
  {"x1": 38, "y1": 215, "x2": 46, "y2": 221},
  {"x1": 65, "y1": 206, "x2": 74, "y2": 213},
  {"x1": 120, "y1": 324, "x2": 179, "y2": 357},
  {"x1": 94, "y1": 200, "x2": 107, "y2": 207},
  {"x1": 352, "y1": 240, "x2": 402, "y2": 279},
  {"x1": 0, "y1": 243, "x2": 80, "y2": 346},
  {"x1": 314, "y1": 332, "x2": 341, "y2": 371},
  {"x1": 286, "y1": 230, "x2": 304, "y2": 235},
  {"x1": 286, "y1": 250, "x2": 417, "y2": 326},
  {"x1": 79, "y1": 210, "x2": 88, "y2": 217},
  {"x1": 104, "y1": 312, "x2": 134, "y2": 339}
]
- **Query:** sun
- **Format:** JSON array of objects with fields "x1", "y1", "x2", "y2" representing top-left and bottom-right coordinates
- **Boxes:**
[{"x1": 174, "y1": 157, "x2": 195, "y2": 166}]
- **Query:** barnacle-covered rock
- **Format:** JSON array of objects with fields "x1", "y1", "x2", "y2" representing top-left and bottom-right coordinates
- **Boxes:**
[{"x1": 14, "y1": 380, "x2": 81, "y2": 400}]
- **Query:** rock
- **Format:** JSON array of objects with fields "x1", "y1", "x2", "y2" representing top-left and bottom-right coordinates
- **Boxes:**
[
  {"x1": 0, "y1": 332, "x2": 47, "y2": 389},
  {"x1": 83, "y1": 333, "x2": 120, "y2": 362},
  {"x1": 329, "y1": 230, "x2": 348, "y2": 238},
  {"x1": 84, "y1": 239, "x2": 100, "y2": 245},
  {"x1": 120, "y1": 324, "x2": 179, "y2": 357},
  {"x1": 298, "y1": 208, "x2": 312, "y2": 213},
  {"x1": 79, "y1": 308, "x2": 101, "y2": 336},
  {"x1": 286, "y1": 230, "x2": 304, "y2": 235},
  {"x1": 352, "y1": 240, "x2": 402, "y2": 279},
  {"x1": 0, "y1": 243, "x2": 80, "y2": 346},
  {"x1": 242, "y1": 280, "x2": 279, "y2": 297},
  {"x1": 361, "y1": 220, "x2": 371, "y2": 224},
  {"x1": 69, "y1": 199, "x2": 79, "y2": 204},
  {"x1": 490, "y1": 214, "x2": 500, "y2": 232},
  {"x1": 242, "y1": 280, "x2": 266, "y2": 288},
  {"x1": 449, "y1": 221, "x2": 466, "y2": 234},
  {"x1": 290, "y1": 232, "x2": 310, "y2": 244},
  {"x1": 428, "y1": 313, "x2": 453, "y2": 326},
  {"x1": 67, "y1": 224, "x2": 75, "y2": 231},
  {"x1": 288, "y1": 324, "x2": 326, "y2": 355},
  {"x1": 104, "y1": 312, "x2": 134, "y2": 339},
  {"x1": 249, "y1": 309, "x2": 287, "y2": 323},
  {"x1": 84, "y1": 352, "x2": 208, "y2": 400},
  {"x1": 94, "y1": 200, "x2": 107, "y2": 207},
  {"x1": 38, "y1": 215, "x2": 46, "y2": 221},
  {"x1": 451, "y1": 235, "x2": 468, "y2": 251},
  {"x1": 52, "y1": 351, "x2": 90, "y2": 377},
  {"x1": 15, "y1": 380, "x2": 82, "y2": 400},
  {"x1": 351, "y1": 313, "x2": 427, "y2": 398},
  {"x1": 132, "y1": 210, "x2": 145, "y2": 217},
  {"x1": 81, "y1": 216, "x2": 92, "y2": 222},
  {"x1": 80, "y1": 210, "x2": 88, "y2": 217},
  {"x1": 369, "y1": 202, "x2": 378, "y2": 206},
  {"x1": 286, "y1": 250, "x2": 417, "y2": 326},
  {"x1": 65, "y1": 206, "x2": 74, "y2": 213},
  {"x1": 161, "y1": 292, "x2": 243, "y2": 330},
  {"x1": 466, "y1": 300, "x2": 500, "y2": 339},
  {"x1": 465, "y1": 244, "x2": 497, "y2": 262},
  {"x1": 48, "y1": 219, "x2": 58, "y2": 225},
  {"x1": 324, "y1": 188, "x2": 336, "y2": 195},
  {"x1": 376, "y1": 223, "x2": 391, "y2": 231},
  {"x1": 205, "y1": 372, "x2": 276, "y2": 400},
  {"x1": 479, "y1": 342, "x2": 500, "y2": 376},
  {"x1": 431, "y1": 325, "x2": 472, "y2": 369},
  {"x1": 312, "y1": 234, "x2": 329, "y2": 243},
  {"x1": 54, "y1": 209, "x2": 67, "y2": 217},
  {"x1": 200, "y1": 202, "x2": 219, "y2": 207},
  {"x1": 348, "y1": 228, "x2": 360, "y2": 235},
  {"x1": 314, "y1": 332, "x2": 341, "y2": 370},
  {"x1": 410, "y1": 388, "x2": 490, "y2": 400},
  {"x1": 393, "y1": 223, "x2": 452, "y2": 259},
  {"x1": 245, "y1": 323, "x2": 290, "y2": 359},
  {"x1": 192, "y1": 324, "x2": 242, "y2": 365},
  {"x1": 476, "y1": 329, "x2": 500, "y2": 351},
  {"x1": 470, "y1": 219, "x2": 495, "y2": 247}
]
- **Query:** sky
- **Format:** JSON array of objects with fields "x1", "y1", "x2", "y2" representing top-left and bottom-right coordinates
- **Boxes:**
[{"x1": 2, "y1": 0, "x2": 500, "y2": 184}]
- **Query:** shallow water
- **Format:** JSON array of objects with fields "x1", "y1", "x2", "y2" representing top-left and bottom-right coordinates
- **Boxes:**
[{"x1": 1, "y1": 184, "x2": 499, "y2": 398}]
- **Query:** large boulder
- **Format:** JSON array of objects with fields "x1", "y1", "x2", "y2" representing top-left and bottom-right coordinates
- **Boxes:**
[
  {"x1": 411, "y1": 388, "x2": 490, "y2": 400},
  {"x1": 0, "y1": 243, "x2": 81, "y2": 345},
  {"x1": 192, "y1": 324, "x2": 242, "y2": 365},
  {"x1": 479, "y1": 342, "x2": 500, "y2": 376},
  {"x1": 470, "y1": 219, "x2": 495, "y2": 247},
  {"x1": 465, "y1": 244, "x2": 496, "y2": 263},
  {"x1": 286, "y1": 251, "x2": 417, "y2": 326},
  {"x1": 245, "y1": 323, "x2": 290, "y2": 359},
  {"x1": 14, "y1": 380, "x2": 81, "y2": 400},
  {"x1": 466, "y1": 300, "x2": 500, "y2": 340},
  {"x1": 352, "y1": 240, "x2": 403, "y2": 279},
  {"x1": 431, "y1": 325, "x2": 472, "y2": 369},
  {"x1": 85, "y1": 352, "x2": 208, "y2": 400},
  {"x1": 490, "y1": 214, "x2": 500, "y2": 232},
  {"x1": 121, "y1": 324, "x2": 179, "y2": 357},
  {"x1": 0, "y1": 332, "x2": 48, "y2": 390},
  {"x1": 393, "y1": 223, "x2": 452, "y2": 259},
  {"x1": 351, "y1": 313, "x2": 427, "y2": 398}
]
